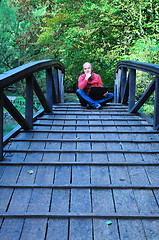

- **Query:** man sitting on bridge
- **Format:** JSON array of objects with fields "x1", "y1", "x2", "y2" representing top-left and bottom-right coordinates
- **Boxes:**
[{"x1": 76, "y1": 62, "x2": 114, "y2": 109}]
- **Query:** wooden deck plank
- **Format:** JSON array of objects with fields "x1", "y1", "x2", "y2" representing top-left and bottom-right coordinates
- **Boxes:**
[
  {"x1": 69, "y1": 219, "x2": 92, "y2": 240},
  {"x1": 1, "y1": 148, "x2": 52, "y2": 240},
  {"x1": 70, "y1": 164, "x2": 92, "y2": 240},
  {"x1": 1, "y1": 103, "x2": 159, "y2": 240},
  {"x1": 49, "y1": 165, "x2": 70, "y2": 239},
  {"x1": 60, "y1": 153, "x2": 75, "y2": 162},
  {"x1": 29, "y1": 141, "x2": 46, "y2": 150},
  {"x1": 36, "y1": 166, "x2": 55, "y2": 184},
  {"x1": 51, "y1": 139, "x2": 71, "y2": 238},
  {"x1": 134, "y1": 189, "x2": 159, "y2": 214},
  {"x1": 0, "y1": 156, "x2": 29, "y2": 239},
  {"x1": 77, "y1": 153, "x2": 92, "y2": 162},
  {"x1": 46, "y1": 219, "x2": 68, "y2": 240},
  {"x1": 110, "y1": 165, "x2": 148, "y2": 239},
  {"x1": 0, "y1": 188, "x2": 13, "y2": 212},
  {"x1": 27, "y1": 189, "x2": 51, "y2": 212},
  {"x1": 0, "y1": 166, "x2": 21, "y2": 184},
  {"x1": 93, "y1": 219, "x2": 120, "y2": 240},
  {"x1": 18, "y1": 165, "x2": 38, "y2": 184},
  {"x1": 120, "y1": 152, "x2": 159, "y2": 239},
  {"x1": 20, "y1": 219, "x2": 48, "y2": 240},
  {"x1": 60, "y1": 139, "x2": 76, "y2": 163},
  {"x1": 118, "y1": 219, "x2": 147, "y2": 240},
  {"x1": 5, "y1": 138, "x2": 29, "y2": 162},
  {"x1": 0, "y1": 218, "x2": 24, "y2": 240},
  {"x1": 92, "y1": 152, "x2": 108, "y2": 162},
  {"x1": 42, "y1": 153, "x2": 60, "y2": 163},
  {"x1": 25, "y1": 153, "x2": 43, "y2": 162},
  {"x1": 0, "y1": 135, "x2": 35, "y2": 239},
  {"x1": 20, "y1": 164, "x2": 53, "y2": 240},
  {"x1": 110, "y1": 167, "x2": 139, "y2": 214},
  {"x1": 142, "y1": 219, "x2": 159, "y2": 239}
]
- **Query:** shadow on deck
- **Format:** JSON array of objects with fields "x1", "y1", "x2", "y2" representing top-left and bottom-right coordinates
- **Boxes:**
[{"x1": 0, "y1": 103, "x2": 159, "y2": 240}]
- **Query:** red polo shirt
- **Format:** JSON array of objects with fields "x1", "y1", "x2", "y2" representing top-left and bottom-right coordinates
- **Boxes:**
[{"x1": 78, "y1": 73, "x2": 103, "y2": 93}]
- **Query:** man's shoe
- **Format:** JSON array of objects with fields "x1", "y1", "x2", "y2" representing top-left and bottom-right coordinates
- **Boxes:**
[{"x1": 95, "y1": 103, "x2": 102, "y2": 109}]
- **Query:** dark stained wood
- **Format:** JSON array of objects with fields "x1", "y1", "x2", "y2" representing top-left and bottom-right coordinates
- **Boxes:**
[
  {"x1": 129, "y1": 68, "x2": 136, "y2": 111},
  {"x1": 0, "y1": 59, "x2": 65, "y2": 160},
  {"x1": 25, "y1": 74, "x2": 34, "y2": 128},
  {"x1": 46, "y1": 68, "x2": 54, "y2": 109},
  {"x1": 33, "y1": 74, "x2": 52, "y2": 113},
  {"x1": 115, "y1": 60, "x2": 159, "y2": 77},
  {"x1": 115, "y1": 60, "x2": 159, "y2": 130},
  {"x1": 0, "y1": 59, "x2": 65, "y2": 89},
  {"x1": 121, "y1": 67, "x2": 127, "y2": 101},
  {"x1": 4, "y1": 148, "x2": 159, "y2": 154},
  {"x1": 154, "y1": 77, "x2": 159, "y2": 130},
  {"x1": 3, "y1": 93, "x2": 31, "y2": 130},
  {"x1": 58, "y1": 70, "x2": 64, "y2": 103},
  {"x1": 37, "y1": 116, "x2": 145, "y2": 121},
  {"x1": 0, "y1": 103, "x2": 159, "y2": 240},
  {"x1": 130, "y1": 76, "x2": 156, "y2": 113},
  {"x1": 0, "y1": 90, "x2": 3, "y2": 160},
  {"x1": 52, "y1": 68, "x2": 59, "y2": 103}
]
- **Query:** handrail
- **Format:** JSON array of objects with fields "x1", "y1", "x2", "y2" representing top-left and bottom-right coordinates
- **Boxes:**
[
  {"x1": 114, "y1": 60, "x2": 159, "y2": 130},
  {"x1": 0, "y1": 59, "x2": 65, "y2": 160},
  {"x1": 115, "y1": 60, "x2": 159, "y2": 77}
]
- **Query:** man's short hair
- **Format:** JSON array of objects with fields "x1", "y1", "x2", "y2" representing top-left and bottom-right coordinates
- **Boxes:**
[{"x1": 83, "y1": 62, "x2": 93, "y2": 69}]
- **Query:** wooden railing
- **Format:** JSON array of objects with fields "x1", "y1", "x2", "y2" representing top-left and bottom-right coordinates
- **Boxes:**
[
  {"x1": 114, "y1": 60, "x2": 159, "y2": 130},
  {"x1": 0, "y1": 59, "x2": 65, "y2": 160}
]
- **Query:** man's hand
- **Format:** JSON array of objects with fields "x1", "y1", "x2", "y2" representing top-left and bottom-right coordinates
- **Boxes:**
[
  {"x1": 85, "y1": 73, "x2": 92, "y2": 81},
  {"x1": 103, "y1": 91, "x2": 108, "y2": 97}
]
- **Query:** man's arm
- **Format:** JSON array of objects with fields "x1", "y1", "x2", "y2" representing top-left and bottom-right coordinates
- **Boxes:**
[
  {"x1": 97, "y1": 75, "x2": 103, "y2": 87},
  {"x1": 78, "y1": 74, "x2": 91, "y2": 90}
]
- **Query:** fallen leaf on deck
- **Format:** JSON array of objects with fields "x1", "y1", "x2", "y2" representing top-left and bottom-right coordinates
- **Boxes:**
[
  {"x1": 106, "y1": 220, "x2": 112, "y2": 225},
  {"x1": 76, "y1": 137, "x2": 80, "y2": 139},
  {"x1": 27, "y1": 170, "x2": 34, "y2": 175},
  {"x1": 120, "y1": 178, "x2": 125, "y2": 181}
]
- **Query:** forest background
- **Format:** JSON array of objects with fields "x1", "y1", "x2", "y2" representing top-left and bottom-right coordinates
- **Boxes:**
[{"x1": 0, "y1": 0, "x2": 159, "y2": 116}]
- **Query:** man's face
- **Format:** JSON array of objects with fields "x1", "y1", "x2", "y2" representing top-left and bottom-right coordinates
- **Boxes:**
[{"x1": 83, "y1": 63, "x2": 92, "y2": 74}]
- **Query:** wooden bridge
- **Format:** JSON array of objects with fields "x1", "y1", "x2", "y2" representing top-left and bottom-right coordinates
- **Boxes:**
[{"x1": 0, "y1": 60, "x2": 159, "y2": 239}]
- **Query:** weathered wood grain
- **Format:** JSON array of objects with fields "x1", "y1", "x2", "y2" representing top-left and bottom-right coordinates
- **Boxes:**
[{"x1": 1, "y1": 103, "x2": 159, "y2": 240}]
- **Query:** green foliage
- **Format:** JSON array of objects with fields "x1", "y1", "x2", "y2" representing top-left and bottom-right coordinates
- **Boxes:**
[
  {"x1": 0, "y1": 0, "x2": 158, "y2": 118},
  {"x1": 123, "y1": 38, "x2": 159, "y2": 104},
  {"x1": 0, "y1": 0, "x2": 19, "y2": 73},
  {"x1": 34, "y1": 0, "x2": 159, "y2": 91},
  {"x1": 140, "y1": 104, "x2": 154, "y2": 118},
  {"x1": 3, "y1": 122, "x2": 17, "y2": 136},
  {"x1": 64, "y1": 93, "x2": 79, "y2": 103},
  {"x1": 0, "y1": 0, "x2": 43, "y2": 74}
]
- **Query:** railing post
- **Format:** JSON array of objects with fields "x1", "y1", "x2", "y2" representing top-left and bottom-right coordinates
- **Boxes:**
[
  {"x1": 0, "y1": 90, "x2": 3, "y2": 160},
  {"x1": 58, "y1": 70, "x2": 64, "y2": 103},
  {"x1": 153, "y1": 77, "x2": 159, "y2": 130},
  {"x1": 115, "y1": 68, "x2": 121, "y2": 103},
  {"x1": 121, "y1": 67, "x2": 127, "y2": 101},
  {"x1": 52, "y1": 68, "x2": 58, "y2": 104},
  {"x1": 25, "y1": 74, "x2": 33, "y2": 128},
  {"x1": 46, "y1": 68, "x2": 53, "y2": 109},
  {"x1": 53, "y1": 68, "x2": 61, "y2": 103},
  {"x1": 114, "y1": 77, "x2": 117, "y2": 103},
  {"x1": 33, "y1": 74, "x2": 52, "y2": 113},
  {"x1": 129, "y1": 68, "x2": 136, "y2": 111}
]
